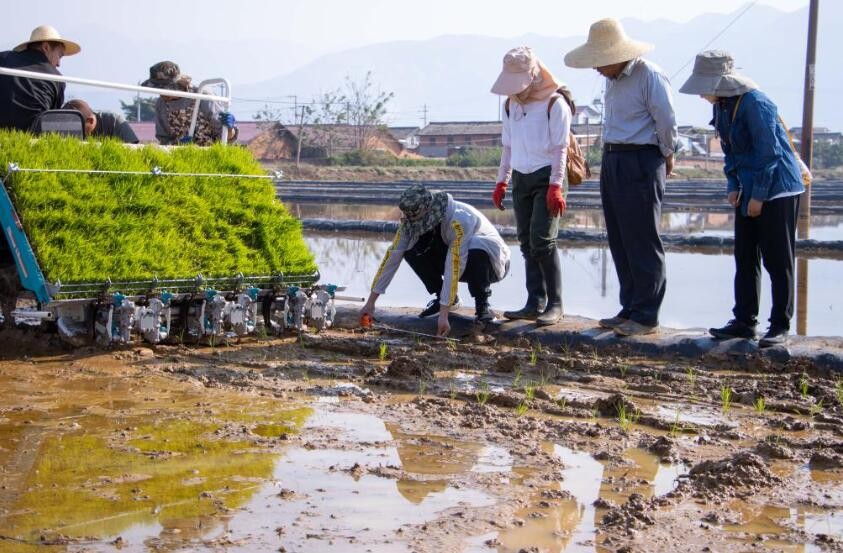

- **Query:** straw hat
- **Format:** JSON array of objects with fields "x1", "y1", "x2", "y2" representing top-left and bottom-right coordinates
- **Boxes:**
[
  {"x1": 398, "y1": 184, "x2": 449, "y2": 240},
  {"x1": 14, "y1": 25, "x2": 80, "y2": 56},
  {"x1": 491, "y1": 47, "x2": 540, "y2": 96},
  {"x1": 679, "y1": 50, "x2": 758, "y2": 97},
  {"x1": 564, "y1": 18, "x2": 652, "y2": 69}
]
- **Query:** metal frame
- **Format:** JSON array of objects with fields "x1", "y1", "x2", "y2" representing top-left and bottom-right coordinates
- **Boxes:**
[{"x1": 0, "y1": 177, "x2": 52, "y2": 304}]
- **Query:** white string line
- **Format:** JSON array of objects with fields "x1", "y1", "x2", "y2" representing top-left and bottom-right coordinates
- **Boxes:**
[{"x1": 6, "y1": 164, "x2": 282, "y2": 180}]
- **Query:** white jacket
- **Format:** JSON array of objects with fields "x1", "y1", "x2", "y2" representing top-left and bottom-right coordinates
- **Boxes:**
[{"x1": 371, "y1": 196, "x2": 510, "y2": 306}]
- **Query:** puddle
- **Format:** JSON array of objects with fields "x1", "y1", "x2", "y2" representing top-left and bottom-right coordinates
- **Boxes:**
[
  {"x1": 724, "y1": 501, "x2": 842, "y2": 552},
  {"x1": 216, "y1": 409, "x2": 495, "y2": 551},
  {"x1": 475, "y1": 445, "x2": 688, "y2": 552}
]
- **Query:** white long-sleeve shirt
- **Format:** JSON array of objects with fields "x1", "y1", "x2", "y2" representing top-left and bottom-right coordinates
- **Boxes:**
[
  {"x1": 497, "y1": 95, "x2": 571, "y2": 186},
  {"x1": 370, "y1": 196, "x2": 511, "y2": 306}
]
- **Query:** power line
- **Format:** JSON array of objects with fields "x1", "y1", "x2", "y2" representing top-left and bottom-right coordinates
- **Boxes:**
[{"x1": 669, "y1": 1, "x2": 759, "y2": 81}]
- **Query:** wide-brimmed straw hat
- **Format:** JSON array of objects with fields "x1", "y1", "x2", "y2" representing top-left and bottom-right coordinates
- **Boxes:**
[
  {"x1": 398, "y1": 184, "x2": 449, "y2": 239},
  {"x1": 14, "y1": 25, "x2": 81, "y2": 56},
  {"x1": 564, "y1": 18, "x2": 653, "y2": 68},
  {"x1": 491, "y1": 46, "x2": 541, "y2": 96},
  {"x1": 679, "y1": 50, "x2": 758, "y2": 97}
]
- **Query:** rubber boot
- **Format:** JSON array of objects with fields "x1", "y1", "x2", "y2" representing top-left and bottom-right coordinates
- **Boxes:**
[
  {"x1": 535, "y1": 251, "x2": 563, "y2": 326},
  {"x1": 474, "y1": 289, "x2": 496, "y2": 324},
  {"x1": 503, "y1": 256, "x2": 547, "y2": 320}
]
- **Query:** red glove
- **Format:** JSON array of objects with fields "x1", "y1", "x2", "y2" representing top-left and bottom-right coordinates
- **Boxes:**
[
  {"x1": 492, "y1": 182, "x2": 507, "y2": 210},
  {"x1": 546, "y1": 184, "x2": 566, "y2": 217}
]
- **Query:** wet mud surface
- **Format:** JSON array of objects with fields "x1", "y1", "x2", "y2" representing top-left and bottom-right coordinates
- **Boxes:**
[{"x1": 1, "y1": 328, "x2": 842, "y2": 552}]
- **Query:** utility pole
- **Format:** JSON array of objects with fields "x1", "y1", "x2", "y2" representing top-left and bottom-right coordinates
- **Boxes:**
[
  {"x1": 795, "y1": 0, "x2": 819, "y2": 336},
  {"x1": 295, "y1": 106, "x2": 305, "y2": 172},
  {"x1": 136, "y1": 91, "x2": 141, "y2": 122},
  {"x1": 421, "y1": 104, "x2": 428, "y2": 127}
]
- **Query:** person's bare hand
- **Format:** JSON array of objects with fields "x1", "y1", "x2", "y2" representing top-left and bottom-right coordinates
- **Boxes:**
[
  {"x1": 665, "y1": 154, "x2": 675, "y2": 177},
  {"x1": 747, "y1": 198, "x2": 764, "y2": 217},
  {"x1": 437, "y1": 313, "x2": 451, "y2": 337},
  {"x1": 727, "y1": 191, "x2": 740, "y2": 207}
]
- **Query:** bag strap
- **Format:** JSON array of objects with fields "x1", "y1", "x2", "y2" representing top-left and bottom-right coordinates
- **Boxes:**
[{"x1": 731, "y1": 94, "x2": 744, "y2": 123}]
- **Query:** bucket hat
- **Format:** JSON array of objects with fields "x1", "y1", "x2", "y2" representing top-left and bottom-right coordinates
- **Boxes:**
[
  {"x1": 141, "y1": 61, "x2": 191, "y2": 90},
  {"x1": 679, "y1": 50, "x2": 758, "y2": 96},
  {"x1": 564, "y1": 18, "x2": 653, "y2": 68},
  {"x1": 491, "y1": 47, "x2": 541, "y2": 96},
  {"x1": 398, "y1": 184, "x2": 449, "y2": 239},
  {"x1": 14, "y1": 25, "x2": 80, "y2": 56}
]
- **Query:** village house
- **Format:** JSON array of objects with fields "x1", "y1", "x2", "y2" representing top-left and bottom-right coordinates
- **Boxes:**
[{"x1": 416, "y1": 121, "x2": 503, "y2": 157}]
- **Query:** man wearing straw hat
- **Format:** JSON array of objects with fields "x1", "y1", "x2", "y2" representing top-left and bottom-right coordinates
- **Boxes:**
[
  {"x1": 0, "y1": 25, "x2": 81, "y2": 131},
  {"x1": 565, "y1": 18, "x2": 677, "y2": 336}
]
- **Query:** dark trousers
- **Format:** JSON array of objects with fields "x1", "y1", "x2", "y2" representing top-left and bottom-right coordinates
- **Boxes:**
[
  {"x1": 403, "y1": 229, "x2": 499, "y2": 300},
  {"x1": 600, "y1": 147, "x2": 667, "y2": 326},
  {"x1": 733, "y1": 194, "x2": 800, "y2": 329},
  {"x1": 512, "y1": 165, "x2": 560, "y2": 259}
]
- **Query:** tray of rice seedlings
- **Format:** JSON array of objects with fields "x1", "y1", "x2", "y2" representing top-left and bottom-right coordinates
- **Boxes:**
[{"x1": 0, "y1": 130, "x2": 340, "y2": 345}]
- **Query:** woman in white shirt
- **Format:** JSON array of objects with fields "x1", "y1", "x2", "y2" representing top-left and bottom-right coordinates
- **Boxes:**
[{"x1": 491, "y1": 46, "x2": 571, "y2": 326}]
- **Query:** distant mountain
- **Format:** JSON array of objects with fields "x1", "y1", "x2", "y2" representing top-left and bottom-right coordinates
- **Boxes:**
[{"x1": 239, "y1": 3, "x2": 842, "y2": 130}]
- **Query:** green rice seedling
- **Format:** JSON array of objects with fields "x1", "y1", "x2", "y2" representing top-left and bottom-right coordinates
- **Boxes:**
[
  {"x1": 754, "y1": 396, "x2": 767, "y2": 414},
  {"x1": 446, "y1": 339, "x2": 458, "y2": 352},
  {"x1": 590, "y1": 408, "x2": 599, "y2": 423},
  {"x1": 538, "y1": 369, "x2": 552, "y2": 386},
  {"x1": 556, "y1": 397, "x2": 568, "y2": 410},
  {"x1": 668, "y1": 410, "x2": 683, "y2": 438},
  {"x1": 618, "y1": 363, "x2": 628, "y2": 380},
  {"x1": 686, "y1": 367, "x2": 697, "y2": 388},
  {"x1": 799, "y1": 375, "x2": 810, "y2": 398},
  {"x1": 720, "y1": 386, "x2": 733, "y2": 413},
  {"x1": 616, "y1": 402, "x2": 634, "y2": 432},
  {"x1": 301, "y1": 368, "x2": 309, "y2": 382},
  {"x1": 0, "y1": 131, "x2": 316, "y2": 284},
  {"x1": 559, "y1": 339, "x2": 571, "y2": 358},
  {"x1": 524, "y1": 382, "x2": 536, "y2": 401},
  {"x1": 378, "y1": 342, "x2": 388, "y2": 362},
  {"x1": 836, "y1": 379, "x2": 843, "y2": 406},
  {"x1": 515, "y1": 401, "x2": 529, "y2": 418},
  {"x1": 417, "y1": 378, "x2": 428, "y2": 397},
  {"x1": 528, "y1": 341, "x2": 542, "y2": 365},
  {"x1": 513, "y1": 368, "x2": 523, "y2": 389},
  {"x1": 476, "y1": 380, "x2": 490, "y2": 406},
  {"x1": 449, "y1": 384, "x2": 457, "y2": 401},
  {"x1": 653, "y1": 370, "x2": 662, "y2": 384},
  {"x1": 809, "y1": 399, "x2": 824, "y2": 420}
]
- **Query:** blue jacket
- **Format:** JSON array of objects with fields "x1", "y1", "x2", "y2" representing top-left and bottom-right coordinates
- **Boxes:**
[{"x1": 714, "y1": 89, "x2": 805, "y2": 216}]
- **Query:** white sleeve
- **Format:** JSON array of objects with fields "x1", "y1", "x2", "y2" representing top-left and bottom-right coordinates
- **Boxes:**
[
  {"x1": 371, "y1": 227, "x2": 410, "y2": 294},
  {"x1": 496, "y1": 145, "x2": 512, "y2": 184},
  {"x1": 439, "y1": 221, "x2": 471, "y2": 306},
  {"x1": 549, "y1": 100, "x2": 571, "y2": 186}
]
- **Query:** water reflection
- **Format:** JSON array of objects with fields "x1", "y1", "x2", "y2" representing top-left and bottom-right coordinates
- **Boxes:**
[
  {"x1": 289, "y1": 202, "x2": 843, "y2": 240},
  {"x1": 307, "y1": 234, "x2": 841, "y2": 337}
]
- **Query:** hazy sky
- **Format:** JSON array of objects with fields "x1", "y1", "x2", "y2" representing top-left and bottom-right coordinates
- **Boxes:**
[{"x1": 4, "y1": 0, "x2": 809, "y2": 55}]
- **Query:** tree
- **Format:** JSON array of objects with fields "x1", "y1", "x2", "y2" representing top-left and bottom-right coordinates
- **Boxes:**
[
  {"x1": 120, "y1": 97, "x2": 157, "y2": 122},
  {"x1": 812, "y1": 140, "x2": 843, "y2": 169},
  {"x1": 341, "y1": 72, "x2": 394, "y2": 151}
]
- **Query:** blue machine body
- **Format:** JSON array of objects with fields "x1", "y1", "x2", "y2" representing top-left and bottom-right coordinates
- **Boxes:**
[{"x1": 0, "y1": 176, "x2": 53, "y2": 304}]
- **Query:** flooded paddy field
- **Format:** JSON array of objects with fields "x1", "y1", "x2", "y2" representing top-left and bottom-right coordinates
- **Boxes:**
[{"x1": 1, "y1": 329, "x2": 842, "y2": 552}]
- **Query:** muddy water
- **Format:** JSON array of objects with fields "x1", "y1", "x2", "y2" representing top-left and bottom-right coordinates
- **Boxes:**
[
  {"x1": 306, "y1": 234, "x2": 842, "y2": 336},
  {"x1": 2, "y1": 336, "x2": 843, "y2": 552}
]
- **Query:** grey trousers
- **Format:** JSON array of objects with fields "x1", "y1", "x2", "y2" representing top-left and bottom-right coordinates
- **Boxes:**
[{"x1": 600, "y1": 146, "x2": 666, "y2": 326}]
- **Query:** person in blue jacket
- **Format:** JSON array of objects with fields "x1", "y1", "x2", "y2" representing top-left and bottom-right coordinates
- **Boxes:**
[{"x1": 680, "y1": 51, "x2": 807, "y2": 347}]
